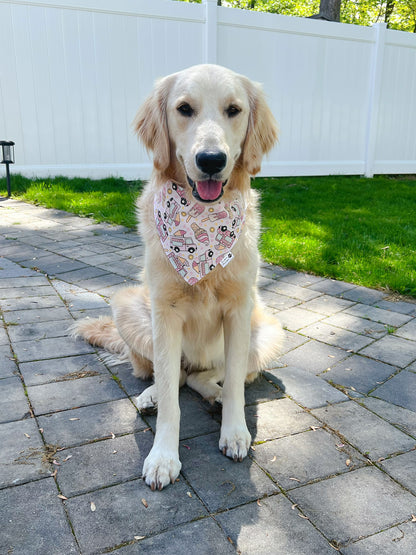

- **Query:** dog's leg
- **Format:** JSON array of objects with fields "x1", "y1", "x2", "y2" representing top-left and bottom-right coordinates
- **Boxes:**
[
  {"x1": 136, "y1": 369, "x2": 186, "y2": 412},
  {"x1": 186, "y1": 368, "x2": 223, "y2": 403},
  {"x1": 142, "y1": 303, "x2": 183, "y2": 490},
  {"x1": 219, "y1": 301, "x2": 252, "y2": 461}
]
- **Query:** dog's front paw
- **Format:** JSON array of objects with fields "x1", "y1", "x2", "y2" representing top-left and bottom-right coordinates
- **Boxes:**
[
  {"x1": 219, "y1": 425, "x2": 251, "y2": 462},
  {"x1": 142, "y1": 447, "x2": 181, "y2": 491},
  {"x1": 135, "y1": 385, "x2": 157, "y2": 413}
]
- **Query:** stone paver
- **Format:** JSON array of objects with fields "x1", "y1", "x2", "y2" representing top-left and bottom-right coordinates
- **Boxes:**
[
  {"x1": 27, "y1": 374, "x2": 125, "y2": 414},
  {"x1": 0, "y1": 376, "x2": 30, "y2": 423},
  {"x1": 217, "y1": 494, "x2": 335, "y2": 554},
  {"x1": 66, "y1": 478, "x2": 208, "y2": 554},
  {"x1": 381, "y1": 450, "x2": 416, "y2": 495},
  {"x1": 290, "y1": 467, "x2": 416, "y2": 545},
  {"x1": 312, "y1": 401, "x2": 415, "y2": 460},
  {"x1": 19, "y1": 353, "x2": 107, "y2": 386},
  {"x1": 342, "y1": 521, "x2": 416, "y2": 554},
  {"x1": 360, "y1": 397, "x2": 416, "y2": 437},
  {"x1": 252, "y1": 428, "x2": 364, "y2": 489},
  {"x1": 1, "y1": 198, "x2": 416, "y2": 554},
  {"x1": 117, "y1": 518, "x2": 236, "y2": 554},
  {"x1": 179, "y1": 432, "x2": 278, "y2": 512},
  {"x1": 266, "y1": 365, "x2": 348, "y2": 408},
  {"x1": 322, "y1": 354, "x2": 396, "y2": 394},
  {"x1": 0, "y1": 418, "x2": 50, "y2": 487},
  {"x1": 38, "y1": 398, "x2": 147, "y2": 447},
  {"x1": 56, "y1": 431, "x2": 154, "y2": 497},
  {"x1": 360, "y1": 335, "x2": 416, "y2": 368},
  {"x1": 371, "y1": 370, "x2": 416, "y2": 411},
  {"x1": 279, "y1": 338, "x2": 349, "y2": 373},
  {"x1": 0, "y1": 479, "x2": 79, "y2": 554},
  {"x1": 300, "y1": 320, "x2": 374, "y2": 351}
]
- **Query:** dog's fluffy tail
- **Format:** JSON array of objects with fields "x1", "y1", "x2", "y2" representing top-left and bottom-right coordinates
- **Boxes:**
[
  {"x1": 246, "y1": 304, "x2": 284, "y2": 383},
  {"x1": 71, "y1": 316, "x2": 127, "y2": 355},
  {"x1": 71, "y1": 316, "x2": 153, "y2": 379}
]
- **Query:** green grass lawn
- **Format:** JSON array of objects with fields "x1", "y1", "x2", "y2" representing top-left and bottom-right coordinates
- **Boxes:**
[
  {"x1": 1, "y1": 174, "x2": 415, "y2": 297},
  {"x1": 0, "y1": 175, "x2": 141, "y2": 228}
]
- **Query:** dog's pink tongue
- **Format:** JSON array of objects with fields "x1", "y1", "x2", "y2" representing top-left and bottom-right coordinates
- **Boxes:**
[{"x1": 196, "y1": 180, "x2": 223, "y2": 201}]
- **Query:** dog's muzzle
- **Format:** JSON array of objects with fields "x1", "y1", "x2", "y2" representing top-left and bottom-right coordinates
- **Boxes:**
[{"x1": 189, "y1": 150, "x2": 228, "y2": 203}]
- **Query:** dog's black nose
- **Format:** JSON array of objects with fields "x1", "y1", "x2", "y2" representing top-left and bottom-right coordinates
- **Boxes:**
[{"x1": 196, "y1": 150, "x2": 227, "y2": 176}]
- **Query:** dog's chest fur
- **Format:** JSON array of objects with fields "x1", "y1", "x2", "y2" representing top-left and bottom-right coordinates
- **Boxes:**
[{"x1": 136, "y1": 181, "x2": 261, "y2": 354}]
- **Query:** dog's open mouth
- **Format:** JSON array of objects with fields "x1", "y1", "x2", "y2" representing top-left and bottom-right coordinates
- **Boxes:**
[{"x1": 187, "y1": 176, "x2": 227, "y2": 203}]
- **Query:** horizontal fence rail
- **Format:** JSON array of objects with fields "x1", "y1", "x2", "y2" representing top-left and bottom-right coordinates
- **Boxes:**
[{"x1": 0, "y1": 0, "x2": 415, "y2": 180}]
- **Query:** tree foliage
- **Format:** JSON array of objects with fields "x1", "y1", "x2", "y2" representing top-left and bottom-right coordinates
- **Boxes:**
[{"x1": 177, "y1": 0, "x2": 416, "y2": 32}]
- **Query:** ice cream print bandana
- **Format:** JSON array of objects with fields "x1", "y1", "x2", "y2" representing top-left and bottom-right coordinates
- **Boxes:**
[{"x1": 154, "y1": 182, "x2": 246, "y2": 285}]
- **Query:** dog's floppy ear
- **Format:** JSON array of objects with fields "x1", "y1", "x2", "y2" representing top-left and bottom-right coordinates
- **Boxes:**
[
  {"x1": 133, "y1": 75, "x2": 173, "y2": 172},
  {"x1": 241, "y1": 79, "x2": 278, "y2": 176}
]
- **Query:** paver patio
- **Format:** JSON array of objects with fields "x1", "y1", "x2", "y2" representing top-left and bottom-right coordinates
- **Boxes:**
[{"x1": 1, "y1": 197, "x2": 416, "y2": 554}]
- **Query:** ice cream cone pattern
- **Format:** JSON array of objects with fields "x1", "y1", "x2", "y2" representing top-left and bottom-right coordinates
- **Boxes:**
[{"x1": 191, "y1": 222, "x2": 209, "y2": 245}]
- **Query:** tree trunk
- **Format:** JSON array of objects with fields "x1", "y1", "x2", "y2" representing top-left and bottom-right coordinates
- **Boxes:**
[
  {"x1": 385, "y1": 0, "x2": 395, "y2": 26},
  {"x1": 315, "y1": 0, "x2": 341, "y2": 22}
]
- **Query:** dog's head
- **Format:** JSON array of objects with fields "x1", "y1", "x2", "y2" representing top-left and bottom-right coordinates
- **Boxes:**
[{"x1": 134, "y1": 64, "x2": 278, "y2": 202}]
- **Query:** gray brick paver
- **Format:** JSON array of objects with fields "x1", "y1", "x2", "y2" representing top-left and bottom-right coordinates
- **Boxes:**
[
  {"x1": 252, "y1": 428, "x2": 364, "y2": 489},
  {"x1": 66, "y1": 478, "x2": 208, "y2": 554},
  {"x1": 0, "y1": 345, "x2": 17, "y2": 378},
  {"x1": 0, "y1": 479, "x2": 79, "y2": 554},
  {"x1": 381, "y1": 450, "x2": 416, "y2": 495},
  {"x1": 19, "y1": 353, "x2": 109, "y2": 386},
  {"x1": 279, "y1": 337, "x2": 349, "y2": 372},
  {"x1": 179, "y1": 432, "x2": 278, "y2": 512},
  {"x1": 38, "y1": 398, "x2": 147, "y2": 448},
  {"x1": 13, "y1": 335, "x2": 95, "y2": 363},
  {"x1": 0, "y1": 376, "x2": 31, "y2": 423},
  {"x1": 0, "y1": 418, "x2": 50, "y2": 487},
  {"x1": 290, "y1": 467, "x2": 416, "y2": 546},
  {"x1": 27, "y1": 374, "x2": 125, "y2": 414},
  {"x1": 371, "y1": 370, "x2": 416, "y2": 411},
  {"x1": 300, "y1": 321, "x2": 374, "y2": 351},
  {"x1": 395, "y1": 318, "x2": 416, "y2": 341},
  {"x1": 217, "y1": 494, "x2": 335, "y2": 554},
  {"x1": 56, "y1": 431, "x2": 154, "y2": 497},
  {"x1": 312, "y1": 401, "x2": 415, "y2": 459},
  {"x1": 360, "y1": 397, "x2": 416, "y2": 437},
  {"x1": 345, "y1": 304, "x2": 412, "y2": 327},
  {"x1": 360, "y1": 335, "x2": 416, "y2": 368},
  {"x1": 2, "y1": 199, "x2": 416, "y2": 555},
  {"x1": 322, "y1": 354, "x2": 396, "y2": 394},
  {"x1": 113, "y1": 518, "x2": 235, "y2": 554},
  {"x1": 342, "y1": 521, "x2": 416, "y2": 554},
  {"x1": 266, "y1": 366, "x2": 348, "y2": 408}
]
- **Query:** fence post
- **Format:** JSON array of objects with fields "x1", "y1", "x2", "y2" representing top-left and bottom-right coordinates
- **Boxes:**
[
  {"x1": 204, "y1": 0, "x2": 218, "y2": 64},
  {"x1": 364, "y1": 22, "x2": 387, "y2": 178}
]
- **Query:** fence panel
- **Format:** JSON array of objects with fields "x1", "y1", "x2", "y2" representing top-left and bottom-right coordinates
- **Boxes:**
[{"x1": 1, "y1": 0, "x2": 415, "y2": 179}]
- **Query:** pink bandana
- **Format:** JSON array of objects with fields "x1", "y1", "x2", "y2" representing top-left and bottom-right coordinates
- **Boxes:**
[{"x1": 154, "y1": 182, "x2": 245, "y2": 285}]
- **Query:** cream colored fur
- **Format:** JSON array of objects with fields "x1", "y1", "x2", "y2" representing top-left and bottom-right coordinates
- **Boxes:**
[{"x1": 73, "y1": 64, "x2": 282, "y2": 490}]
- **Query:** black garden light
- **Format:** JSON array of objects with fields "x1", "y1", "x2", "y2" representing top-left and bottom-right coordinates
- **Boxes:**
[{"x1": 1, "y1": 140, "x2": 15, "y2": 198}]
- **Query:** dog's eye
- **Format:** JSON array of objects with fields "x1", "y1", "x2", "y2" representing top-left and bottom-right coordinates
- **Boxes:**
[
  {"x1": 226, "y1": 105, "x2": 241, "y2": 118},
  {"x1": 177, "y1": 103, "x2": 194, "y2": 117}
]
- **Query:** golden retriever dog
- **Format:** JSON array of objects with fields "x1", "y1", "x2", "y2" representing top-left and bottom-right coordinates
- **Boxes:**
[{"x1": 74, "y1": 64, "x2": 282, "y2": 490}]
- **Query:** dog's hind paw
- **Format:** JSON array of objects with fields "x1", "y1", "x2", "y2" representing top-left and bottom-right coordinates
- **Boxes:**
[
  {"x1": 135, "y1": 384, "x2": 157, "y2": 413},
  {"x1": 219, "y1": 425, "x2": 251, "y2": 462},
  {"x1": 142, "y1": 448, "x2": 181, "y2": 491}
]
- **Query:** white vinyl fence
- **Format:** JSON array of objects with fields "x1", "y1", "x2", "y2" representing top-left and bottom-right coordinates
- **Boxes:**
[{"x1": 1, "y1": 0, "x2": 416, "y2": 180}]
